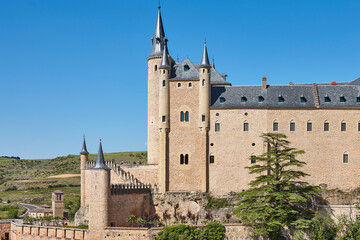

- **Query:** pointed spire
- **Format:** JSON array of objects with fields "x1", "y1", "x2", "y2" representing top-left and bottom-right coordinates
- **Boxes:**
[
  {"x1": 212, "y1": 57, "x2": 215, "y2": 69},
  {"x1": 149, "y1": 6, "x2": 166, "y2": 57},
  {"x1": 199, "y1": 41, "x2": 211, "y2": 68},
  {"x1": 159, "y1": 39, "x2": 170, "y2": 69},
  {"x1": 92, "y1": 139, "x2": 110, "y2": 169},
  {"x1": 80, "y1": 135, "x2": 89, "y2": 155}
]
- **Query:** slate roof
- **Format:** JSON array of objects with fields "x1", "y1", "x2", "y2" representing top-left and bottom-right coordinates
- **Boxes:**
[
  {"x1": 211, "y1": 78, "x2": 360, "y2": 109},
  {"x1": 169, "y1": 58, "x2": 230, "y2": 85}
]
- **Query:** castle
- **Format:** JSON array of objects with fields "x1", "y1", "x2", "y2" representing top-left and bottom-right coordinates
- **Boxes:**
[{"x1": 3, "y1": 5, "x2": 360, "y2": 240}]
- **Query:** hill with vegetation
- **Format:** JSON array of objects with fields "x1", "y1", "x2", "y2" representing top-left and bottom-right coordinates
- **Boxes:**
[{"x1": 0, "y1": 151, "x2": 147, "y2": 219}]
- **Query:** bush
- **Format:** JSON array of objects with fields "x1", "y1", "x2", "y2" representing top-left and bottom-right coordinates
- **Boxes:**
[
  {"x1": 309, "y1": 212, "x2": 337, "y2": 240},
  {"x1": 6, "y1": 208, "x2": 18, "y2": 219},
  {"x1": 204, "y1": 194, "x2": 230, "y2": 210},
  {"x1": 156, "y1": 222, "x2": 226, "y2": 240}
]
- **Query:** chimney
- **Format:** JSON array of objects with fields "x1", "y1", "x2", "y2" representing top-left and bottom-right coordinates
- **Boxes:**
[
  {"x1": 331, "y1": 81, "x2": 337, "y2": 86},
  {"x1": 262, "y1": 76, "x2": 267, "y2": 89},
  {"x1": 289, "y1": 82, "x2": 293, "y2": 85}
]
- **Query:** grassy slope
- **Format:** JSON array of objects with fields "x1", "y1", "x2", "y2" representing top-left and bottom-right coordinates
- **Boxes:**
[{"x1": 0, "y1": 151, "x2": 147, "y2": 219}]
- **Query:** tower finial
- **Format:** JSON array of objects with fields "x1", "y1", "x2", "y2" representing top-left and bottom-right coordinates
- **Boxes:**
[
  {"x1": 80, "y1": 135, "x2": 89, "y2": 155},
  {"x1": 212, "y1": 56, "x2": 215, "y2": 69},
  {"x1": 158, "y1": 0, "x2": 161, "y2": 9},
  {"x1": 199, "y1": 41, "x2": 211, "y2": 67}
]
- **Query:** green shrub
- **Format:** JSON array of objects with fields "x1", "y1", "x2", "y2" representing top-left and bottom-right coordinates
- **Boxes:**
[
  {"x1": 309, "y1": 212, "x2": 337, "y2": 240},
  {"x1": 156, "y1": 222, "x2": 226, "y2": 240},
  {"x1": 6, "y1": 208, "x2": 18, "y2": 219},
  {"x1": 204, "y1": 194, "x2": 230, "y2": 211}
]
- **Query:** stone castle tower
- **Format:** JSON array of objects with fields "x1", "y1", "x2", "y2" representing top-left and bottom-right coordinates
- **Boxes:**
[
  {"x1": 51, "y1": 190, "x2": 64, "y2": 218},
  {"x1": 147, "y1": 6, "x2": 212, "y2": 193}
]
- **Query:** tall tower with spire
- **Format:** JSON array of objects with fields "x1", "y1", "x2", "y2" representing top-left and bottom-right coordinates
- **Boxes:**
[
  {"x1": 147, "y1": 5, "x2": 170, "y2": 165},
  {"x1": 80, "y1": 136, "x2": 89, "y2": 207}
]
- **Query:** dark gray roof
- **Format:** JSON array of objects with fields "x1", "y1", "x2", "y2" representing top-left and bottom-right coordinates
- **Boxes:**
[
  {"x1": 80, "y1": 136, "x2": 89, "y2": 155},
  {"x1": 318, "y1": 85, "x2": 360, "y2": 108},
  {"x1": 211, "y1": 77, "x2": 360, "y2": 108},
  {"x1": 211, "y1": 85, "x2": 316, "y2": 108},
  {"x1": 92, "y1": 141, "x2": 110, "y2": 170},
  {"x1": 199, "y1": 42, "x2": 210, "y2": 67},
  {"x1": 149, "y1": 7, "x2": 167, "y2": 58},
  {"x1": 170, "y1": 58, "x2": 230, "y2": 85}
]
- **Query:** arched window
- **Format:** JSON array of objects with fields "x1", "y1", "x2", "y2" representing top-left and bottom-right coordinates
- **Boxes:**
[
  {"x1": 189, "y1": 82, "x2": 192, "y2": 87},
  {"x1": 178, "y1": 83, "x2": 181, "y2": 87},
  {"x1": 215, "y1": 122, "x2": 220, "y2": 132},
  {"x1": 307, "y1": 121, "x2": 312, "y2": 131},
  {"x1": 244, "y1": 121, "x2": 249, "y2": 131},
  {"x1": 180, "y1": 111, "x2": 185, "y2": 122},
  {"x1": 203, "y1": 69, "x2": 205, "y2": 73},
  {"x1": 250, "y1": 154, "x2": 256, "y2": 164},
  {"x1": 290, "y1": 121, "x2": 295, "y2": 132},
  {"x1": 202, "y1": 79, "x2": 206, "y2": 86},
  {"x1": 162, "y1": 80, "x2": 166, "y2": 87},
  {"x1": 341, "y1": 121, "x2": 346, "y2": 132},
  {"x1": 163, "y1": 70, "x2": 166, "y2": 74},
  {"x1": 343, "y1": 152, "x2": 349, "y2": 163},
  {"x1": 180, "y1": 154, "x2": 184, "y2": 164},
  {"x1": 273, "y1": 121, "x2": 278, "y2": 131},
  {"x1": 185, "y1": 154, "x2": 189, "y2": 164},
  {"x1": 185, "y1": 111, "x2": 189, "y2": 122},
  {"x1": 324, "y1": 121, "x2": 329, "y2": 131}
]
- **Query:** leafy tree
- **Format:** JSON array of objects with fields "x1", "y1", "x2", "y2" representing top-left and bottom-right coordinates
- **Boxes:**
[
  {"x1": 233, "y1": 133, "x2": 320, "y2": 239},
  {"x1": 6, "y1": 208, "x2": 18, "y2": 219},
  {"x1": 198, "y1": 221, "x2": 225, "y2": 240},
  {"x1": 336, "y1": 214, "x2": 360, "y2": 239},
  {"x1": 156, "y1": 224, "x2": 198, "y2": 240}
]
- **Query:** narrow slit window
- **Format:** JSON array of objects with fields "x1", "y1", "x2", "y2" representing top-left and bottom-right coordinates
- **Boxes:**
[
  {"x1": 162, "y1": 80, "x2": 166, "y2": 87},
  {"x1": 178, "y1": 83, "x2": 181, "y2": 87},
  {"x1": 185, "y1": 111, "x2": 189, "y2": 122},
  {"x1": 290, "y1": 122, "x2": 295, "y2": 132},
  {"x1": 358, "y1": 122, "x2": 360, "y2": 132},
  {"x1": 202, "y1": 79, "x2": 206, "y2": 86},
  {"x1": 202, "y1": 115, "x2": 206, "y2": 122},
  {"x1": 162, "y1": 116, "x2": 166, "y2": 123},
  {"x1": 341, "y1": 122, "x2": 346, "y2": 132},
  {"x1": 189, "y1": 82, "x2": 192, "y2": 87},
  {"x1": 273, "y1": 121, "x2": 278, "y2": 131},
  {"x1": 324, "y1": 122, "x2": 329, "y2": 132},
  {"x1": 343, "y1": 152, "x2": 348, "y2": 163},
  {"x1": 210, "y1": 155, "x2": 214, "y2": 164},
  {"x1": 185, "y1": 154, "x2": 189, "y2": 164},
  {"x1": 154, "y1": 65, "x2": 158, "y2": 71},
  {"x1": 307, "y1": 122, "x2": 312, "y2": 132},
  {"x1": 180, "y1": 111, "x2": 184, "y2": 122},
  {"x1": 215, "y1": 123, "x2": 220, "y2": 132},
  {"x1": 180, "y1": 154, "x2": 184, "y2": 164},
  {"x1": 244, "y1": 122, "x2": 249, "y2": 132}
]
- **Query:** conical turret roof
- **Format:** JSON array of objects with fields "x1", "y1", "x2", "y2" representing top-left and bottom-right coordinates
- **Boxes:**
[
  {"x1": 199, "y1": 42, "x2": 211, "y2": 67},
  {"x1": 159, "y1": 40, "x2": 170, "y2": 69},
  {"x1": 149, "y1": 6, "x2": 167, "y2": 57},
  {"x1": 92, "y1": 140, "x2": 110, "y2": 169},
  {"x1": 80, "y1": 136, "x2": 89, "y2": 155}
]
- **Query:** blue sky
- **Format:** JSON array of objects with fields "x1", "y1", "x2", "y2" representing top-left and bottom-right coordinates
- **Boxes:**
[{"x1": 0, "y1": 0, "x2": 359, "y2": 159}]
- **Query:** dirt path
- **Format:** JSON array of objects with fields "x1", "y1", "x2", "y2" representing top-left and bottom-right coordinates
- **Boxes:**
[{"x1": 47, "y1": 174, "x2": 80, "y2": 178}]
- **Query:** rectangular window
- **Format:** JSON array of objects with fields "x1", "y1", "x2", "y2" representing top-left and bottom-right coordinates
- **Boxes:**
[
  {"x1": 210, "y1": 155, "x2": 214, "y2": 164},
  {"x1": 185, "y1": 111, "x2": 189, "y2": 122},
  {"x1": 343, "y1": 154, "x2": 348, "y2": 163},
  {"x1": 290, "y1": 122, "x2": 295, "y2": 132},
  {"x1": 162, "y1": 116, "x2": 166, "y2": 122},
  {"x1": 273, "y1": 122, "x2": 278, "y2": 131},
  {"x1": 357, "y1": 97, "x2": 360, "y2": 103},
  {"x1": 202, "y1": 115, "x2": 206, "y2": 122},
  {"x1": 341, "y1": 122, "x2": 346, "y2": 132},
  {"x1": 307, "y1": 122, "x2": 312, "y2": 131},
  {"x1": 324, "y1": 122, "x2": 329, "y2": 132},
  {"x1": 215, "y1": 123, "x2": 220, "y2": 132},
  {"x1": 244, "y1": 123, "x2": 249, "y2": 132},
  {"x1": 180, "y1": 112, "x2": 184, "y2": 122},
  {"x1": 250, "y1": 156, "x2": 256, "y2": 164}
]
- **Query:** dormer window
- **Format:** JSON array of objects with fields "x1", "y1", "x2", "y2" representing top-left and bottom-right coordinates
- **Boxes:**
[
  {"x1": 219, "y1": 97, "x2": 226, "y2": 103},
  {"x1": 325, "y1": 96, "x2": 331, "y2": 102},
  {"x1": 300, "y1": 96, "x2": 307, "y2": 103},
  {"x1": 340, "y1": 96, "x2": 346, "y2": 102},
  {"x1": 278, "y1": 96, "x2": 284, "y2": 103},
  {"x1": 184, "y1": 65, "x2": 190, "y2": 71},
  {"x1": 241, "y1": 96, "x2": 247, "y2": 102},
  {"x1": 357, "y1": 97, "x2": 360, "y2": 103},
  {"x1": 258, "y1": 96, "x2": 264, "y2": 102}
]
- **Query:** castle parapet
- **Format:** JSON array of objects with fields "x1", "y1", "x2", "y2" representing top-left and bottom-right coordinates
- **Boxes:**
[{"x1": 110, "y1": 183, "x2": 159, "y2": 195}]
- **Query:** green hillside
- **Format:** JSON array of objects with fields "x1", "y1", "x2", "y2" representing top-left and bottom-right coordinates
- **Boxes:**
[{"x1": 0, "y1": 151, "x2": 147, "y2": 219}]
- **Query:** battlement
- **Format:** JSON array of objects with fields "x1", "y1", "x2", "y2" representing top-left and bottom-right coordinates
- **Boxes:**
[{"x1": 110, "y1": 183, "x2": 159, "y2": 194}]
